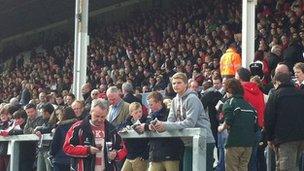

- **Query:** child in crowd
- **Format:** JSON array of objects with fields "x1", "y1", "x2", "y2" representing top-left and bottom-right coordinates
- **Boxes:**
[{"x1": 120, "y1": 102, "x2": 149, "y2": 171}]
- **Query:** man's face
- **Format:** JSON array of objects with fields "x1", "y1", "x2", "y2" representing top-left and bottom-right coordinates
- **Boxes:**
[
  {"x1": 172, "y1": 78, "x2": 187, "y2": 95},
  {"x1": 25, "y1": 108, "x2": 37, "y2": 120},
  {"x1": 148, "y1": 98, "x2": 161, "y2": 112},
  {"x1": 213, "y1": 79, "x2": 222, "y2": 90},
  {"x1": 56, "y1": 97, "x2": 63, "y2": 105},
  {"x1": 66, "y1": 96, "x2": 74, "y2": 106},
  {"x1": 42, "y1": 111, "x2": 51, "y2": 120},
  {"x1": 91, "y1": 106, "x2": 108, "y2": 126},
  {"x1": 72, "y1": 102, "x2": 84, "y2": 117},
  {"x1": 107, "y1": 93, "x2": 119, "y2": 106}
]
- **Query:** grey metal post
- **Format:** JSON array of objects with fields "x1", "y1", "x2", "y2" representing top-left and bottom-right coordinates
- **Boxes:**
[
  {"x1": 72, "y1": 0, "x2": 89, "y2": 100},
  {"x1": 192, "y1": 135, "x2": 206, "y2": 171},
  {"x1": 9, "y1": 140, "x2": 19, "y2": 171},
  {"x1": 242, "y1": 0, "x2": 257, "y2": 68}
]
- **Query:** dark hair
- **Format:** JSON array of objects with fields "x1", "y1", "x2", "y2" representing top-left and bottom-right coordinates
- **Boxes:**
[
  {"x1": 13, "y1": 109, "x2": 27, "y2": 119},
  {"x1": 63, "y1": 107, "x2": 76, "y2": 120},
  {"x1": 225, "y1": 78, "x2": 244, "y2": 96},
  {"x1": 66, "y1": 93, "x2": 75, "y2": 99},
  {"x1": 42, "y1": 103, "x2": 54, "y2": 114},
  {"x1": 147, "y1": 91, "x2": 164, "y2": 103},
  {"x1": 237, "y1": 67, "x2": 251, "y2": 82},
  {"x1": 24, "y1": 103, "x2": 36, "y2": 110},
  {"x1": 273, "y1": 72, "x2": 291, "y2": 84}
]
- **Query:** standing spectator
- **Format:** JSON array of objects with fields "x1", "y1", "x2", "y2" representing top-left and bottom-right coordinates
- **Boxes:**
[
  {"x1": 50, "y1": 107, "x2": 77, "y2": 171},
  {"x1": 283, "y1": 38, "x2": 304, "y2": 71},
  {"x1": 65, "y1": 93, "x2": 75, "y2": 107},
  {"x1": 265, "y1": 72, "x2": 304, "y2": 171},
  {"x1": 294, "y1": 62, "x2": 304, "y2": 88},
  {"x1": 144, "y1": 91, "x2": 184, "y2": 171},
  {"x1": 220, "y1": 43, "x2": 242, "y2": 78},
  {"x1": 23, "y1": 103, "x2": 44, "y2": 171},
  {"x1": 120, "y1": 102, "x2": 149, "y2": 171},
  {"x1": 106, "y1": 86, "x2": 129, "y2": 127},
  {"x1": 235, "y1": 67, "x2": 266, "y2": 171},
  {"x1": 0, "y1": 107, "x2": 12, "y2": 171},
  {"x1": 218, "y1": 78, "x2": 257, "y2": 171},
  {"x1": 82, "y1": 83, "x2": 93, "y2": 110},
  {"x1": 153, "y1": 72, "x2": 215, "y2": 171},
  {"x1": 34, "y1": 103, "x2": 55, "y2": 171},
  {"x1": 63, "y1": 99, "x2": 124, "y2": 171},
  {"x1": 71, "y1": 100, "x2": 88, "y2": 120},
  {"x1": 122, "y1": 82, "x2": 141, "y2": 104}
]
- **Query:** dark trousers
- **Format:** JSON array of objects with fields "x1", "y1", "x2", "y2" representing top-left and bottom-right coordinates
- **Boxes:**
[{"x1": 53, "y1": 163, "x2": 70, "y2": 171}]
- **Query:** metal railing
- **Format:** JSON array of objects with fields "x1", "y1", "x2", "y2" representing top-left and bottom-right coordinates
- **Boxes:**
[
  {"x1": 0, "y1": 128, "x2": 207, "y2": 171},
  {"x1": 119, "y1": 128, "x2": 207, "y2": 171}
]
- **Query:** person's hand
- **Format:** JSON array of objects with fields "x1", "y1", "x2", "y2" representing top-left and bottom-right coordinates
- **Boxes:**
[
  {"x1": 89, "y1": 146, "x2": 100, "y2": 154},
  {"x1": 134, "y1": 124, "x2": 145, "y2": 133},
  {"x1": 35, "y1": 131, "x2": 42, "y2": 138},
  {"x1": 108, "y1": 150, "x2": 117, "y2": 160},
  {"x1": 267, "y1": 141, "x2": 275, "y2": 150},
  {"x1": 0, "y1": 130, "x2": 9, "y2": 137},
  {"x1": 154, "y1": 121, "x2": 166, "y2": 133},
  {"x1": 148, "y1": 124, "x2": 156, "y2": 131},
  {"x1": 218, "y1": 125, "x2": 224, "y2": 132}
]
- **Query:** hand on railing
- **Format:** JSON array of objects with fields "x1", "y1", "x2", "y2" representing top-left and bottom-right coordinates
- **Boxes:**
[{"x1": 0, "y1": 130, "x2": 9, "y2": 137}]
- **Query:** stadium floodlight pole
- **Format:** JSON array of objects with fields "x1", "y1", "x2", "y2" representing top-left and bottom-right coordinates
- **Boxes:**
[
  {"x1": 242, "y1": 0, "x2": 257, "y2": 68},
  {"x1": 72, "y1": 0, "x2": 89, "y2": 100}
]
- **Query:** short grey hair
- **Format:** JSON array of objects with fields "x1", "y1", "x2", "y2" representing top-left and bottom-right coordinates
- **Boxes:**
[
  {"x1": 91, "y1": 99, "x2": 109, "y2": 110},
  {"x1": 122, "y1": 82, "x2": 133, "y2": 93},
  {"x1": 106, "y1": 86, "x2": 119, "y2": 95}
]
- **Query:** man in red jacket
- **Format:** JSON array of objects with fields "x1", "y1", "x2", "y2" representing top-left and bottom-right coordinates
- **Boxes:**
[
  {"x1": 63, "y1": 99, "x2": 125, "y2": 171},
  {"x1": 236, "y1": 67, "x2": 266, "y2": 171}
]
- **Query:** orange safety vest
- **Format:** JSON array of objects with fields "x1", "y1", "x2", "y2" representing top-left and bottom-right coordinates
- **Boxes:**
[{"x1": 220, "y1": 48, "x2": 241, "y2": 76}]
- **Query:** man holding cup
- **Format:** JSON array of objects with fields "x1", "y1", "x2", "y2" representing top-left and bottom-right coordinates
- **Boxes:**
[{"x1": 64, "y1": 99, "x2": 124, "y2": 171}]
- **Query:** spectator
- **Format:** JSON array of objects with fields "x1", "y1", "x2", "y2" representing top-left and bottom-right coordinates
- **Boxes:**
[
  {"x1": 293, "y1": 62, "x2": 304, "y2": 88},
  {"x1": 122, "y1": 82, "x2": 141, "y2": 104},
  {"x1": 50, "y1": 107, "x2": 77, "y2": 171},
  {"x1": 65, "y1": 93, "x2": 75, "y2": 107},
  {"x1": 23, "y1": 103, "x2": 44, "y2": 171},
  {"x1": 264, "y1": 72, "x2": 304, "y2": 171},
  {"x1": 71, "y1": 100, "x2": 88, "y2": 120},
  {"x1": 119, "y1": 102, "x2": 149, "y2": 171},
  {"x1": 34, "y1": 103, "x2": 55, "y2": 171},
  {"x1": 153, "y1": 72, "x2": 215, "y2": 171},
  {"x1": 218, "y1": 78, "x2": 257, "y2": 171},
  {"x1": 144, "y1": 91, "x2": 184, "y2": 171},
  {"x1": 220, "y1": 43, "x2": 242, "y2": 78},
  {"x1": 106, "y1": 86, "x2": 129, "y2": 127},
  {"x1": 63, "y1": 99, "x2": 124, "y2": 171}
]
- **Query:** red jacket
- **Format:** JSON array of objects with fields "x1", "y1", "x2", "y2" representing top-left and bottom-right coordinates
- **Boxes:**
[
  {"x1": 63, "y1": 118, "x2": 126, "y2": 171},
  {"x1": 242, "y1": 82, "x2": 265, "y2": 128}
]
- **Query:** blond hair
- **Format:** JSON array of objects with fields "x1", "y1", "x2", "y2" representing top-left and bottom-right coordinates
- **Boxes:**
[
  {"x1": 171, "y1": 72, "x2": 188, "y2": 84},
  {"x1": 129, "y1": 102, "x2": 142, "y2": 113}
]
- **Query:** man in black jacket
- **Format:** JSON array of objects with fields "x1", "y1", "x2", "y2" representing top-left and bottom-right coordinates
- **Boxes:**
[
  {"x1": 144, "y1": 91, "x2": 184, "y2": 171},
  {"x1": 264, "y1": 72, "x2": 304, "y2": 171}
]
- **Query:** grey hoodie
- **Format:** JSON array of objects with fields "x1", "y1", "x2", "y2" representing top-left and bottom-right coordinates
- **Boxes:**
[{"x1": 164, "y1": 89, "x2": 215, "y2": 143}]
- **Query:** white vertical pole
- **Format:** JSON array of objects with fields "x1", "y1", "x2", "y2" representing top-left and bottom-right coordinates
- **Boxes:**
[
  {"x1": 73, "y1": 0, "x2": 89, "y2": 100},
  {"x1": 242, "y1": 0, "x2": 257, "y2": 68}
]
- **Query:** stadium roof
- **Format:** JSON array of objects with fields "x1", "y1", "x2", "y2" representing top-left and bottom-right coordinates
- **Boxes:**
[{"x1": 0, "y1": 0, "x2": 127, "y2": 39}]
